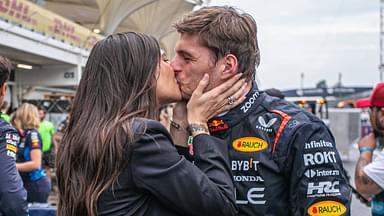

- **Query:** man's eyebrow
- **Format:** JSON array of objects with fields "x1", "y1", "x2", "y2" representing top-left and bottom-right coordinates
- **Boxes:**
[{"x1": 177, "y1": 50, "x2": 196, "y2": 59}]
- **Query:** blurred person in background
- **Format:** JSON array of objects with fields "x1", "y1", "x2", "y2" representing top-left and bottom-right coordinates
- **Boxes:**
[
  {"x1": 12, "y1": 103, "x2": 51, "y2": 203},
  {"x1": 159, "y1": 103, "x2": 174, "y2": 131},
  {"x1": 0, "y1": 56, "x2": 27, "y2": 215},
  {"x1": 355, "y1": 82, "x2": 384, "y2": 216},
  {"x1": 52, "y1": 107, "x2": 70, "y2": 154},
  {"x1": 56, "y1": 32, "x2": 246, "y2": 216},
  {"x1": 37, "y1": 105, "x2": 55, "y2": 180},
  {"x1": 0, "y1": 101, "x2": 11, "y2": 123}
]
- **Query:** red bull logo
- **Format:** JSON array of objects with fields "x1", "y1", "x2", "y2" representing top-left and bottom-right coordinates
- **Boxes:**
[
  {"x1": 209, "y1": 120, "x2": 224, "y2": 127},
  {"x1": 208, "y1": 119, "x2": 229, "y2": 132},
  {"x1": 232, "y1": 137, "x2": 268, "y2": 152},
  {"x1": 307, "y1": 200, "x2": 346, "y2": 216}
]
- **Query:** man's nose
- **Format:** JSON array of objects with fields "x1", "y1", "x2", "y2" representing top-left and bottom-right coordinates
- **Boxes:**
[{"x1": 170, "y1": 57, "x2": 180, "y2": 73}]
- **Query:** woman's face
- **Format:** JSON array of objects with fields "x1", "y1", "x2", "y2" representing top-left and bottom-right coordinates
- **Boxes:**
[{"x1": 156, "y1": 55, "x2": 182, "y2": 105}]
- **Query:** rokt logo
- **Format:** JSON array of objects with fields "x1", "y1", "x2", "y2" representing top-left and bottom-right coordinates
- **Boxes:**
[
  {"x1": 307, "y1": 200, "x2": 346, "y2": 216},
  {"x1": 232, "y1": 137, "x2": 268, "y2": 152}
]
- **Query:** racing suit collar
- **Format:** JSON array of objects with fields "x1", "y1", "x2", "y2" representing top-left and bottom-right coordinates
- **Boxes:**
[{"x1": 208, "y1": 81, "x2": 264, "y2": 133}]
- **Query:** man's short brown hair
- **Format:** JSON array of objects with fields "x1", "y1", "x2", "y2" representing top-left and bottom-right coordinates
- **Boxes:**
[
  {"x1": 0, "y1": 56, "x2": 11, "y2": 86},
  {"x1": 174, "y1": 6, "x2": 260, "y2": 80}
]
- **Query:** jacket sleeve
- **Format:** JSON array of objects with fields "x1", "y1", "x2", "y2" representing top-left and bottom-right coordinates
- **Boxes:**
[
  {"x1": 288, "y1": 122, "x2": 351, "y2": 216},
  {"x1": 130, "y1": 121, "x2": 237, "y2": 216},
  {"x1": 0, "y1": 128, "x2": 28, "y2": 215}
]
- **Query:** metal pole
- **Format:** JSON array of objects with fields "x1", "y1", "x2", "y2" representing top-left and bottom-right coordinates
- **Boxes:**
[
  {"x1": 300, "y1": 73, "x2": 304, "y2": 90},
  {"x1": 380, "y1": 0, "x2": 384, "y2": 81}
]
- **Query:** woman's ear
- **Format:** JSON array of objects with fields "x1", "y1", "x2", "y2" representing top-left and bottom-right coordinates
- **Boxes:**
[{"x1": 220, "y1": 54, "x2": 238, "y2": 80}]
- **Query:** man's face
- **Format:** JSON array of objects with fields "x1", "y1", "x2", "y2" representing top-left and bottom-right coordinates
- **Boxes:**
[
  {"x1": 171, "y1": 33, "x2": 221, "y2": 99},
  {"x1": 38, "y1": 110, "x2": 45, "y2": 121},
  {"x1": 370, "y1": 107, "x2": 384, "y2": 136}
]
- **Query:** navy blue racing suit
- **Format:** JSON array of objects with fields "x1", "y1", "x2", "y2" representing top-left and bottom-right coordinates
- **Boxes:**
[
  {"x1": 17, "y1": 128, "x2": 51, "y2": 203},
  {"x1": 205, "y1": 82, "x2": 352, "y2": 216},
  {"x1": 0, "y1": 119, "x2": 28, "y2": 215}
]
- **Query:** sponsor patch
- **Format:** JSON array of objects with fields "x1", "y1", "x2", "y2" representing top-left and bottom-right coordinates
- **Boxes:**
[
  {"x1": 232, "y1": 158, "x2": 259, "y2": 171},
  {"x1": 240, "y1": 91, "x2": 260, "y2": 113},
  {"x1": 303, "y1": 151, "x2": 337, "y2": 166},
  {"x1": 208, "y1": 119, "x2": 229, "y2": 132},
  {"x1": 232, "y1": 137, "x2": 268, "y2": 152},
  {"x1": 305, "y1": 140, "x2": 333, "y2": 150},
  {"x1": 233, "y1": 175, "x2": 264, "y2": 182},
  {"x1": 6, "y1": 144, "x2": 16, "y2": 152},
  {"x1": 7, "y1": 150, "x2": 16, "y2": 159},
  {"x1": 5, "y1": 133, "x2": 18, "y2": 141},
  {"x1": 304, "y1": 169, "x2": 340, "y2": 178},
  {"x1": 288, "y1": 119, "x2": 299, "y2": 128},
  {"x1": 236, "y1": 187, "x2": 266, "y2": 205},
  {"x1": 31, "y1": 131, "x2": 39, "y2": 140},
  {"x1": 307, "y1": 181, "x2": 341, "y2": 198},
  {"x1": 32, "y1": 140, "x2": 40, "y2": 148},
  {"x1": 307, "y1": 200, "x2": 346, "y2": 216},
  {"x1": 255, "y1": 116, "x2": 277, "y2": 132}
]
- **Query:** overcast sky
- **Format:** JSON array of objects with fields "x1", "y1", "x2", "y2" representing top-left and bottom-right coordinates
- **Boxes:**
[{"x1": 206, "y1": 0, "x2": 379, "y2": 90}]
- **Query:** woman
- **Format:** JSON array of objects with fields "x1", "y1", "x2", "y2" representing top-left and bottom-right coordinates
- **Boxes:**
[
  {"x1": 56, "y1": 32, "x2": 247, "y2": 216},
  {"x1": 12, "y1": 103, "x2": 51, "y2": 202}
]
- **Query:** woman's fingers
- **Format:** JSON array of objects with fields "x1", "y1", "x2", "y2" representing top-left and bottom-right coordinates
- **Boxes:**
[
  {"x1": 230, "y1": 81, "x2": 249, "y2": 103},
  {"x1": 205, "y1": 80, "x2": 248, "y2": 118},
  {"x1": 213, "y1": 86, "x2": 247, "y2": 116},
  {"x1": 206, "y1": 73, "x2": 242, "y2": 97},
  {"x1": 193, "y1": 73, "x2": 209, "y2": 96},
  {"x1": 219, "y1": 77, "x2": 246, "y2": 101}
]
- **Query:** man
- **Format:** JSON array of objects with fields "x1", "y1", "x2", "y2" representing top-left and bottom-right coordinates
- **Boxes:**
[
  {"x1": 0, "y1": 101, "x2": 10, "y2": 123},
  {"x1": 355, "y1": 83, "x2": 384, "y2": 216},
  {"x1": 0, "y1": 56, "x2": 28, "y2": 215},
  {"x1": 170, "y1": 6, "x2": 351, "y2": 215},
  {"x1": 37, "y1": 105, "x2": 55, "y2": 179}
]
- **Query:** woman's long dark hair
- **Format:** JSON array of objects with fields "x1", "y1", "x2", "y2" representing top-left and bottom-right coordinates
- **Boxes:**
[{"x1": 56, "y1": 32, "x2": 160, "y2": 216}]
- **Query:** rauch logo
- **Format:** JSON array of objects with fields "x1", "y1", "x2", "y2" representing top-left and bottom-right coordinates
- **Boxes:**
[
  {"x1": 307, "y1": 200, "x2": 346, "y2": 216},
  {"x1": 232, "y1": 137, "x2": 268, "y2": 152}
]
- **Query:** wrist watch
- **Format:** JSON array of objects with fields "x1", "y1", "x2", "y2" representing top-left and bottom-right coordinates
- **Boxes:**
[{"x1": 187, "y1": 123, "x2": 209, "y2": 135}]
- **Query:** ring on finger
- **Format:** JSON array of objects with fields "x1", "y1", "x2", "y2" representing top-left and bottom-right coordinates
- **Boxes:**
[{"x1": 227, "y1": 96, "x2": 235, "y2": 105}]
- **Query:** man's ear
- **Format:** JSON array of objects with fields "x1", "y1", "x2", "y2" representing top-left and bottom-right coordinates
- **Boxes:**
[
  {"x1": 0, "y1": 83, "x2": 6, "y2": 97},
  {"x1": 220, "y1": 54, "x2": 238, "y2": 80}
]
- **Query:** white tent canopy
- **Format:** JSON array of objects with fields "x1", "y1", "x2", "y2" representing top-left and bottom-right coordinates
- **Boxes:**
[{"x1": 40, "y1": 0, "x2": 202, "y2": 57}]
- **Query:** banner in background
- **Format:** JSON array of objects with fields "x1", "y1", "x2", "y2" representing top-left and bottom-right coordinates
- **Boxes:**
[{"x1": 0, "y1": 0, "x2": 104, "y2": 49}]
